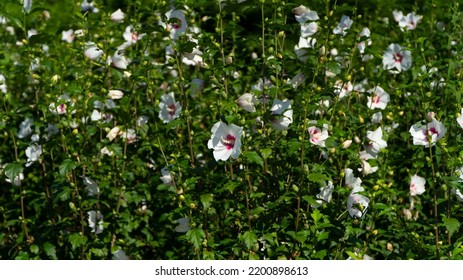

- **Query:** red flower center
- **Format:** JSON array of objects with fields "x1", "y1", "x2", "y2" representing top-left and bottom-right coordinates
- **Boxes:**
[
  {"x1": 167, "y1": 104, "x2": 176, "y2": 116},
  {"x1": 394, "y1": 53, "x2": 403, "y2": 63},
  {"x1": 222, "y1": 134, "x2": 236, "y2": 150}
]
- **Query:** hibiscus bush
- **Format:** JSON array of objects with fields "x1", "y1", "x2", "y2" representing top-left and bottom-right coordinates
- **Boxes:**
[{"x1": 1, "y1": 0, "x2": 463, "y2": 260}]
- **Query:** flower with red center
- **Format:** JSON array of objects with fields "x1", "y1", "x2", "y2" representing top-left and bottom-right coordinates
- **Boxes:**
[
  {"x1": 382, "y1": 43, "x2": 412, "y2": 73},
  {"x1": 165, "y1": 9, "x2": 188, "y2": 40},
  {"x1": 158, "y1": 92, "x2": 182, "y2": 123},
  {"x1": 409, "y1": 117, "x2": 446, "y2": 147},
  {"x1": 367, "y1": 86, "x2": 390, "y2": 110},
  {"x1": 207, "y1": 121, "x2": 243, "y2": 161},
  {"x1": 308, "y1": 123, "x2": 329, "y2": 147}
]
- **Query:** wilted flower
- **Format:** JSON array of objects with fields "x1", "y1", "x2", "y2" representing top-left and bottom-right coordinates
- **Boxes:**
[
  {"x1": 207, "y1": 121, "x2": 243, "y2": 161},
  {"x1": 109, "y1": 50, "x2": 129, "y2": 69},
  {"x1": 300, "y1": 21, "x2": 318, "y2": 37},
  {"x1": 410, "y1": 174, "x2": 426, "y2": 196},
  {"x1": 409, "y1": 117, "x2": 446, "y2": 147},
  {"x1": 345, "y1": 168, "x2": 363, "y2": 193},
  {"x1": 83, "y1": 176, "x2": 99, "y2": 196},
  {"x1": 270, "y1": 99, "x2": 293, "y2": 130},
  {"x1": 175, "y1": 217, "x2": 191, "y2": 233},
  {"x1": 334, "y1": 80, "x2": 353, "y2": 99},
  {"x1": 110, "y1": 9, "x2": 125, "y2": 22},
  {"x1": 81, "y1": 0, "x2": 99, "y2": 13},
  {"x1": 0, "y1": 74, "x2": 6, "y2": 93},
  {"x1": 347, "y1": 193, "x2": 370, "y2": 218},
  {"x1": 100, "y1": 146, "x2": 114, "y2": 157},
  {"x1": 365, "y1": 127, "x2": 387, "y2": 158},
  {"x1": 357, "y1": 27, "x2": 371, "y2": 54},
  {"x1": 333, "y1": 15, "x2": 353, "y2": 36},
  {"x1": 121, "y1": 129, "x2": 137, "y2": 144},
  {"x1": 158, "y1": 92, "x2": 182, "y2": 123},
  {"x1": 358, "y1": 159, "x2": 378, "y2": 176},
  {"x1": 292, "y1": 5, "x2": 319, "y2": 23},
  {"x1": 367, "y1": 86, "x2": 390, "y2": 110},
  {"x1": 113, "y1": 249, "x2": 129, "y2": 260},
  {"x1": 108, "y1": 90, "x2": 124, "y2": 100},
  {"x1": 106, "y1": 126, "x2": 121, "y2": 141},
  {"x1": 382, "y1": 43, "x2": 412, "y2": 73},
  {"x1": 87, "y1": 210, "x2": 103, "y2": 234},
  {"x1": 84, "y1": 42, "x2": 103, "y2": 60},
  {"x1": 236, "y1": 93, "x2": 257, "y2": 113},
  {"x1": 160, "y1": 167, "x2": 173, "y2": 186},
  {"x1": 314, "y1": 181, "x2": 334, "y2": 208},
  {"x1": 342, "y1": 139, "x2": 352, "y2": 149},
  {"x1": 25, "y1": 143, "x2": 42, "y2": 167}
]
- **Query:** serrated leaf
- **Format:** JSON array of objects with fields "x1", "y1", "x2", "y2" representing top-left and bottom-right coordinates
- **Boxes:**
[
  {"x1": 261, "y1": 148, "x2": 272, "y2": 159},
  {"x1": 177, "y1": 41, "x2": 197, "y2": 54},
  {"x1": 243, "y1": 151, "x2": 263, "y2": 167},
  {"x1": 307, "y1": 173, "x2": 329, "y2": 183},
  {"x1": 200, "y1": 193, "x2": 213, "y2": 209},
  {"x1": 443, "y1": 217, "x2": 460, "y2": 236},
  {"x1": 30, "y1": 244, "x2": 39, "y2": 254},
  {"x1": 4, "y1": 162, "x2": 24, "y2": 182},
  {"x1": 43, "y1": 242, "x2": 57, "y2": 260},
  {"x1": 186, "y1": 228, "x2": 205, "y2": 250},
  {"x1": 59, "y1": 159, "x2": 77, "y2": 177},
  {"x1": 242, "y1": 231, "x2": 257, "y2": 249},
  {"x1": 68, "y1": 233, "x2": 87, "y2": 251}
]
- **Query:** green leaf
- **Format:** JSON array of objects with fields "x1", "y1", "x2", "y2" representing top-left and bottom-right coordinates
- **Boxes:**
[
  {"x1": 59, "y1": 159, "x2": 77, "y2": 177},
  {"x1": 43, "y1": 242, "x2": 57, "y2": 260},
  {"x1": 200, "y1": 193, "x2": 213, "y2": 209},
  {"x1": 107, "y1": 144, "x2": 123, "y2": 157},
  {"x1": 261, "y1": 147, "x2": 272, "y2": 159},
  {"x1": 307, "y1": 173, "x2": 329, "y2": 183},
  {"x1": 177, "y1": 41, "x2": 197, "y2": 54},
  {"x1": 311, "y1": 208, "x2": 322, "y2": 224},
  {"x1": 242, "y1": 231, "x2": 257, "y2": 249},
  {"x1": 443, "y1": 217, "x2": 460, "y2": 236},
  {"x1": 4, "y1": 162, "x2": 24, "y2": 182},
  {"x1": 326, "y1": 61, "x2": 341, "y2": 75},
  {"x1": 68, "y1": 233, "x2": 87, "y2": 251},
  {"x1": 243, "y1": 151, "x2": 263, "y2": 167},
  {"x1": 186, "y1": 228, "x2": 205, "y2": 250},
  {"x1": 30, "y1": 244, "x2": 39, "y2": 254}
]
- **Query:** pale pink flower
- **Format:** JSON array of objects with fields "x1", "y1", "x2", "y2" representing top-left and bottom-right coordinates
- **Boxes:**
[
  {"x1": 367, "y1": 86, "x2": 390, "y2": 110},
  {"x1": 122, "y1": 25, "x2": 144, "y2": 46},
  {"x1": 121, "y1": 129, "x2": 136, "y2": 144},
  {"x1": 382, "y1": 43, "x2": 412, "y2": 73},
  {"x1": 308, "y1": 124, "x2": 329, "y2": 147},
  {"x1": 207, "y1": 121, "x2": 243, "y2": 161},
  {"x1": 158, "y1": 92, "x2": 182, "y2": 123},
  {"x1": 393, "y1": 10, "x2": 422, "y2": 31},
  {"x1": 61, "y1": 29, "x2": 74, "y2": 43},
  {"x1": 410, "y1": 174, "x2": 426, "y2": 196}
]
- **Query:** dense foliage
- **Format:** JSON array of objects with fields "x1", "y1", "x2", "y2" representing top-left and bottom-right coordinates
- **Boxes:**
[{"x1": 1, "y1": 0, "x2": 463, "y2": 260}]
